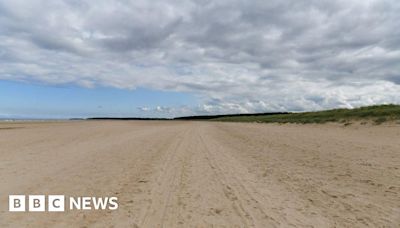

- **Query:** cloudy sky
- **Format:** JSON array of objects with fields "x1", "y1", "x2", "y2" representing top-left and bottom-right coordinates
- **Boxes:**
[{"x1": 0, "y1": 0, "x2": 399, "y2": 118}]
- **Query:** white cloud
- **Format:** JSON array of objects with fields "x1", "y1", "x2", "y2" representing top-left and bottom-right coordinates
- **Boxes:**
[{"x1": 1, "y1": 0, "x2": 400, "y2": 115}]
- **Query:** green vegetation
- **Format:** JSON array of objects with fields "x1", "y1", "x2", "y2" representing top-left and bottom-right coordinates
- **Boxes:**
[{"x1": 213, "y1": 104, "x2": 400, "y2": 124}]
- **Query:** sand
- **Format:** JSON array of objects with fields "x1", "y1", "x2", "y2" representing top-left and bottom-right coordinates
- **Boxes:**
[{"x1": 0, "y1": 121, "x2": 399, "y2": 227}]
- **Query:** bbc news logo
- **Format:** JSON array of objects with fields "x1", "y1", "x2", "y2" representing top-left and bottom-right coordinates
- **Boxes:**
[{"x1": 9, "y1": 195, "x2": 118, "y2": 212}]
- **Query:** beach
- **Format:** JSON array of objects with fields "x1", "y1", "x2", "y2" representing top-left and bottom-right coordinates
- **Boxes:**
[{"x1": 0, "y1": 121, "x2": 399, "y2": 227}]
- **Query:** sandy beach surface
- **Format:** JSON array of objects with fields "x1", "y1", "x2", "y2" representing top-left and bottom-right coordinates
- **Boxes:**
[{"x1": 0, "y1": 121, "x2": 399, "y2": 227}]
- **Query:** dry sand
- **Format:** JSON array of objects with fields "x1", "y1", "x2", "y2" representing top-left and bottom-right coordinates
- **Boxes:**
[{"x1": 0, "y1": 121, "x2": 399, "y2": 227}]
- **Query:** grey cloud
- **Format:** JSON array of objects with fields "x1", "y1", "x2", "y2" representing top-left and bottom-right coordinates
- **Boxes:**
[{"x1": 1, "y1": 0, "x2": 400, "y2": 115}]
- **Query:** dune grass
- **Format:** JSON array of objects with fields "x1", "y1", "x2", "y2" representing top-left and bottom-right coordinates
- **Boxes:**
[{"x1": 213, "y1": 104, "x2": 400, "y2": 124}]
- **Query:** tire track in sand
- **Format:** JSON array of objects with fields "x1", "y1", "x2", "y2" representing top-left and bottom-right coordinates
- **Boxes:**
[
  {"x1": 139, "y1": 127, "x2": 191, "y2": 227},
  {"x1": 197, "y1": 127, "x2": 279, "y2": 227}
]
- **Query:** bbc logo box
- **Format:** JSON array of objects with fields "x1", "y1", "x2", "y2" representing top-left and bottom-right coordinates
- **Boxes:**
[{"x1": 9, "y1": 195, "x2": 65, "y2": 212}]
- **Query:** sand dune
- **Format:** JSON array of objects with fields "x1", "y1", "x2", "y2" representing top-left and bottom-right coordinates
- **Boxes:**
[{"x1": 0, "y1": 121, "x2": 399, "y2": 227}]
